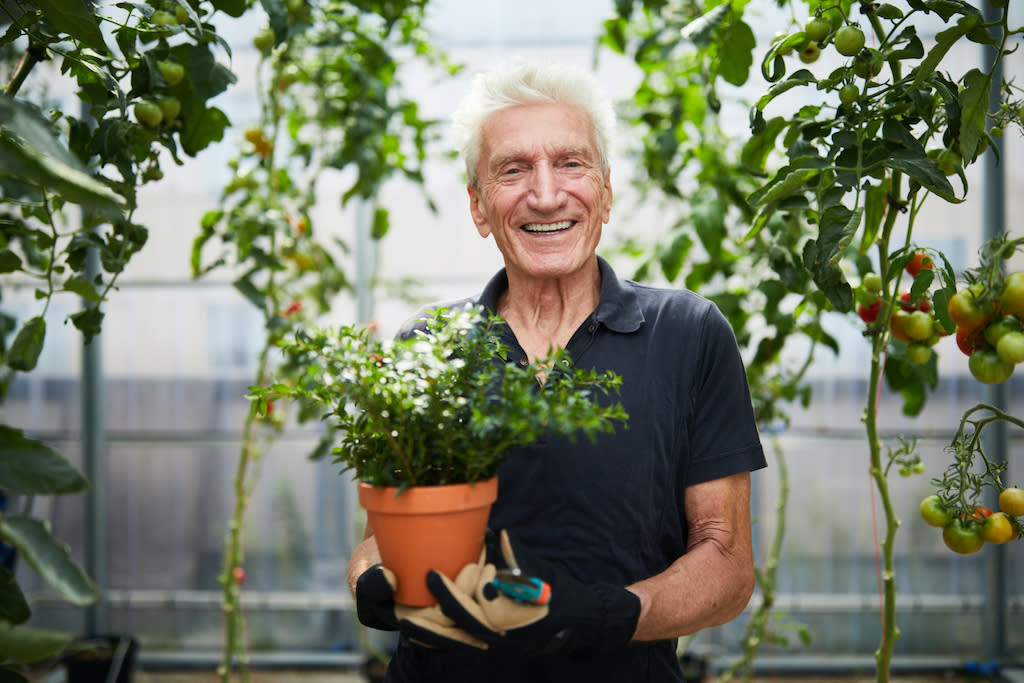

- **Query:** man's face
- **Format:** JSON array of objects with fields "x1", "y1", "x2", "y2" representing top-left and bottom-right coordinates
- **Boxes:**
[{"x1": 469, "y1": 102, "x2": 612, "y2": 283}]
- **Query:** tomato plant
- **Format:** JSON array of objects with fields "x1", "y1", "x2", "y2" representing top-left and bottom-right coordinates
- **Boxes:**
[
  {"x1": 804, "y1": 16, "x2": 831, "y2": 43},
  {"x1": 602, "y1": 1, "x2": 1024, "y2": 679}
]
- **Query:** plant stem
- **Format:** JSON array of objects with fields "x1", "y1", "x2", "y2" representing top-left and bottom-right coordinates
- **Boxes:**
[
  {"x1": 720, "y1": 432, "x2": 790, "y2": 682},
  {"x1": 3, "y1": 42, "x2": 43, "y2": 97},
  {"x1": 219, "y1": 344, "x2": 270, "y2": 683}
]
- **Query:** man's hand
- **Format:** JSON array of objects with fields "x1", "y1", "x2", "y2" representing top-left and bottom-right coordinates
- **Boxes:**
[
  {"x1": 426, "y1": 530, "x2": 641, "y2": 657},
  {"x1": 354, "y1": 562, "x2": 489, "y2": 651}
]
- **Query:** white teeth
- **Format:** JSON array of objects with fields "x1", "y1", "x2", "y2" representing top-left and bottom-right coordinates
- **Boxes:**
[{"x1": 522, "y1": 220, "x2": 573, "y2": 233}]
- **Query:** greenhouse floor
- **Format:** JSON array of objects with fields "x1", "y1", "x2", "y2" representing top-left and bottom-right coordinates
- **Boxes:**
[{"x1": 26, "y1": 669, "x2": 1003, "y2": 683}]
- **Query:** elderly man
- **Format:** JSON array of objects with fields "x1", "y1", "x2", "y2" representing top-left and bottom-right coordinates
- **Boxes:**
[{"x1": 347, "y1": 58, "x2": 766, "y2": 682}]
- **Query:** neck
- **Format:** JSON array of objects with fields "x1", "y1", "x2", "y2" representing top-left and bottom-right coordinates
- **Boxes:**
[{"x1": 498, "y1": 259, "x2": 601, "y2": 361}]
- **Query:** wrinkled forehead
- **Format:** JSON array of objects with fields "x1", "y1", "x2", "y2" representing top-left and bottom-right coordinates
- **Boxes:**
[{"x1": 478, "y1": 102, "x2": 599, "y2": 165}]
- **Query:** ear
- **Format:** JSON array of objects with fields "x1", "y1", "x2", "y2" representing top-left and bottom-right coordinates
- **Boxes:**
[
  {"x1": 601, "y1": 170, "x2": 613, "y2": 224},
  {"x1": 468, "y1": 187, "x2": 492, "y2": 238}
]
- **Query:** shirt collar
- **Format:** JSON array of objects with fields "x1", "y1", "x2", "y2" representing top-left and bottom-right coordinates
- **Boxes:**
[{"x1": 475, "y1": 255, "x2": 645, "y2": 334}]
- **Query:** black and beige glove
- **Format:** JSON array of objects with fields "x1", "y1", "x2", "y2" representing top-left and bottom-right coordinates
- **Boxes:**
[
  {"x1": 419, "y1": 530, "x2": 642, "y2": 657},
  {"x1": 354, "y1": 562, "x2": 489, "y2": 650}
]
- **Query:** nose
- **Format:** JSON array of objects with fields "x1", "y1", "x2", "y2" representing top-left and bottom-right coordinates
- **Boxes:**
[{"x1": 526, "y1": 164, "x2": 565, "y2": 211}]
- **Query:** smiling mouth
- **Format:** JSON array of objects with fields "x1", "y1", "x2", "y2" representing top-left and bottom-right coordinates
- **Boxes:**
[{"x1": 521, "y1": 220, "x2": 575, "y2": 234}]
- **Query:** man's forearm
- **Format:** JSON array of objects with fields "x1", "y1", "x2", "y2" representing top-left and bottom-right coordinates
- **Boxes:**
[{"x1": 626, "y1": 533, "x2": 755, "y2": 642}]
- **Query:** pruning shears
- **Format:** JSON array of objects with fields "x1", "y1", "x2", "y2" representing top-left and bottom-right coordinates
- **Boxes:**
[{"x1": 492, "y1": 568, "x2": 552, "y2": 606}]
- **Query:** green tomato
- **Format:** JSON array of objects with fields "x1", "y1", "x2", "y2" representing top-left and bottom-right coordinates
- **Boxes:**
[
  {"x1": 158, "y1": 96, "x2": 181, "y2": 123},
  {"x1": 905, "y1": 342, "x2": 933, "y2": 365},
  {"x1": 852, "y1": 48, "x2": 884, "y2": 79},
  {"x1": 835, "y1": 25, "x2": 866, "y2": 57},
  {"x1": 134, "y1": 100, "x2": 163, "y2": 128},
  {"x1": 998, "y1": 271, "x2": 1024, "y2": 316},
  {"x1": 996, "y1": 330, "x2": 1024, "y2": 365},
  {"x1": 805, "y1": 17, "x2": 831, "y2": 43},
  {"x1": 799, "y1": 41, "x2": 821, "y2": 64},
  {"x1": 942, "y1": 518, "x2": 984, "y2": 555},
  {"x1": 920, "y1": 495, "x2": 952, "y2": 528},
  {"x1": 969, "y1": 348, "x2": 1014, "y2": 385},
  {"x1": 983, "y1": 316, "x2": 1020, "y2": 347},
  {"x1": 862, "y1": 272, "x2": 882, "y2": 293},
  {"x1": 839, "y1": 83, "x2": 860, "y2": 106},
  {"x1": 904, "y1": 310, "x2": 934, "y2": 341},
  {"x1": 157, "y1": 60, "x2": 185, "y2": 86}
]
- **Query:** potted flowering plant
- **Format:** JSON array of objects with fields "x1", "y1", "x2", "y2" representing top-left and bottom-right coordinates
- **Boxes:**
[{"x1": 250, "y1": 306, "x2": 628, "y2": 604}]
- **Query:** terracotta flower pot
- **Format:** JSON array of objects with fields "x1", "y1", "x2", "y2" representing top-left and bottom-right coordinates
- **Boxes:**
[{"x1": 358, "y1": 476, "x2": 498, "y2": 607}]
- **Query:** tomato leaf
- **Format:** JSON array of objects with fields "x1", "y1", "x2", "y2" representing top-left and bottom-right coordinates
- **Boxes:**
[
  {"x1": 912, "y1": 22, "x2": 970, "y2": 88},
  {"x1": 0, "y1": 622, "x2": 72, "y2": 666},
  {"x1": 0, "y1": 516, "x2": 100, "y2": 607},
  {"x1": 0, "y1": 96, "x2": 125, "y2": 214},
  {"x1": 0, "y1": 564, "x2": 31, "y2": 626},
  {"x1": 210, "y1": 0, "x2": 247, "y2": 17},
  {"x1": 718, "y1": 19, "x2": 755, "y2": 87},
  {"x1": 755, "y1": 70, "x2": 815, "y2": 111},
  {"x1": 679, "y1": 3, "x2": 730, "y2": 46},
  {"x1": 0, "y1": 425, "x2": 90, "y2": 495},
  {"x1": 958, "y1": 68, "x2": 991, "y2": 165},
  {"x1": 6, "y1": 316, "x2": 45, "y2": 372},
  {"x1": 34, "y1": 0, "x2": 108, "y2": 52},
  {"x1": 741, "y1": 115, "x2": 786, "y2": 172}
]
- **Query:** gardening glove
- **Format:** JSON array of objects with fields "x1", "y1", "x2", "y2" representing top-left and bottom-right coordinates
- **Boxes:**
[
  {"x1": 425, "y1": 529, "x2": 642, "y2": 657},
  {"x1": 354, "y1": 562, "x2": 489, "y2": 651}
]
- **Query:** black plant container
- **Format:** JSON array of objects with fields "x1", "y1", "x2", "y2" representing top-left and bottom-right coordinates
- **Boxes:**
[{"x1": 62, "y1": 634, "x2": 138, "y2": 683}]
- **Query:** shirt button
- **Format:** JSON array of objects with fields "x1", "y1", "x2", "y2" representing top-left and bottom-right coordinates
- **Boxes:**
[{"x1": 587, "y1": 324, "x2": 596, "y2": 333}]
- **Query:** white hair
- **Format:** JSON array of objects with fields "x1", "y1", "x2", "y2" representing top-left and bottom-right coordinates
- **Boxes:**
[{"x1": 451, "y1": 58, "x2": 616, "y2": 188}]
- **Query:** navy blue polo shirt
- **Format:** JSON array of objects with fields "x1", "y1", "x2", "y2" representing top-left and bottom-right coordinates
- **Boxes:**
[{"x1": 388, "y1": 256, "x2": 767, "y2": 683}]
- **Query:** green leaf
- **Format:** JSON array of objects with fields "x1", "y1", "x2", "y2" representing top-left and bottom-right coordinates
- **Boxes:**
[
  {"x1": 0, "y1": 622, "x2": 72, "y2": 665},
  {"x1": 0, "y1": 249, "x2": 21, "y2": 274},
  {"x1": 210, "y1": 0, "x2": 247, "y2": 17},
  {"x1": 0, "y1": 516, "x2": 100, "y2": 607},
  {"x1": 718, "y1": 20, "x2": 755, "y2": 87},
  {"x1": 0, "y1": 565, "x2": 31, "y2": 625},
  {"x1": 371, "y1": 207, "x2": 390, "y2": 239},
  {"x1": 178, "y1": 106, "x2": 230, "y2": 157},
  {"x1": 741, "y1": 116, "x2": 786, "y2": 172},
  {"x1": 62, "y1": 275, "x2": 102, "y2": 302},
  {"x1": 232, "y1": 275, "x2": 265, "y2": 310},
  {"x1": 756, "y1": 70, "x2": 816, "y2": 111},
  {"x1": 679, "y1": 3, "x2": 730, "y2": 46},
  {"x1": 0, "y1": 424, "x2": 90, "y2": 495},
  {"x1": 860, "y1": 182, "x2": 887, "y2": 254},
  {"x1": 34, "y1": 0, "x2": 108, "y2": 52},
  {"x1": 5, "y1": 316, "x2": 45, "y2": 372},
  {"x1": 748, "y1": 167, "x2": 816, "y2": 208},
  {"x1": 0, "y1": 96, "x2": 124, "y2": 214},
  {"x1": 68, "y1": 306, "x2": 104, "y2": 344},
  {"x1": 959, "y1": 68, "x2": 991, "y2": 164},
  {"x1": 913, "y1": 22, "x2": 970, "y2": 88}
]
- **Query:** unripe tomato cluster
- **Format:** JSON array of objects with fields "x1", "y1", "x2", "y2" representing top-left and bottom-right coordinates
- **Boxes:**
[
  {"x1": 948, "y1": 271, "x2": 1024, "y2": 384},
  {"x1": 920, "y1": 487, "x2": 1024, "y2": 554},
  {"x1": 858, "y1": 252, "x2": 941, "y2": 366}
]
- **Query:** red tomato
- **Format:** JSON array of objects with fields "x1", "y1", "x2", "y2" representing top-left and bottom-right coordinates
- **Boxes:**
[
  {"x1": 956, "y1": 327, "x2": 986, "y2": 356},
  {"x1": 858, "y1": 300, "x2": 882, "y2": 324},
  {"x1": 906, "y1": 251, "x2": 934, "y2": 277}
]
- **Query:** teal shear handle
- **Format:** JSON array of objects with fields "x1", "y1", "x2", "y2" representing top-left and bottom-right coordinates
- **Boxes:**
[{"x1": 492, "y1": 569, "x2": 552, "y2": 605}]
